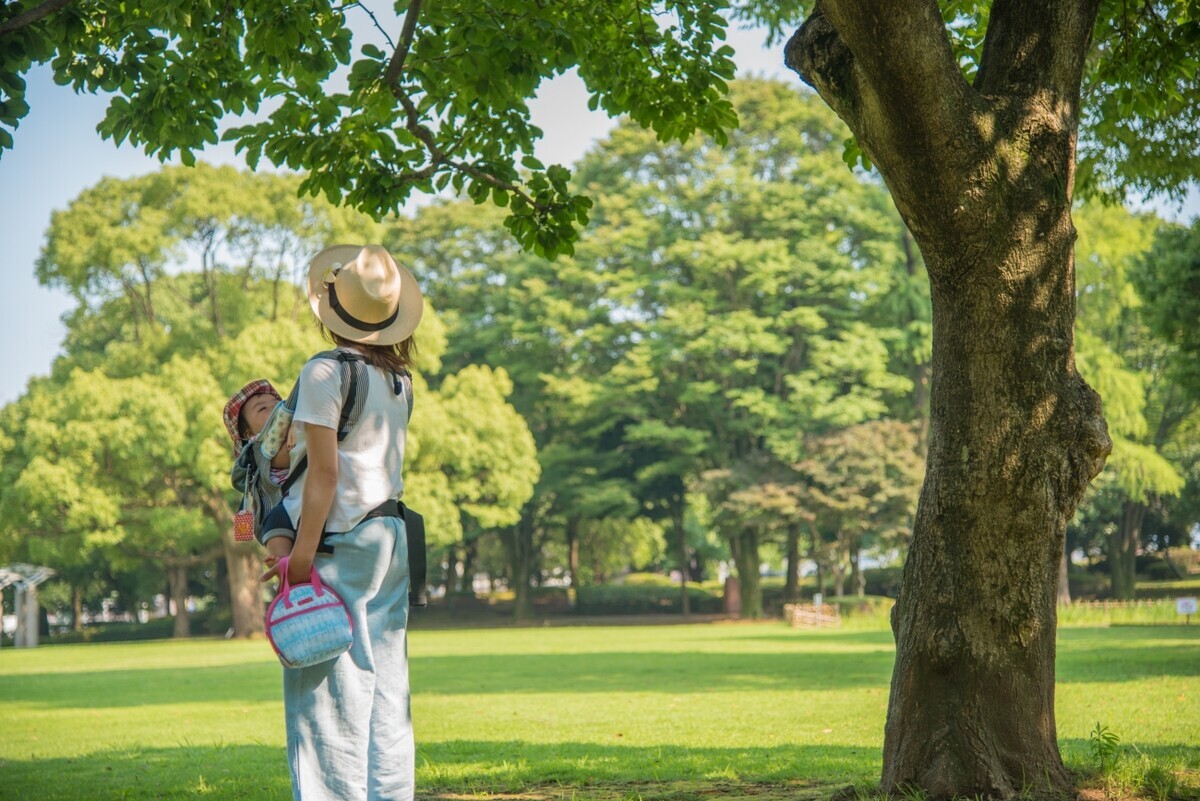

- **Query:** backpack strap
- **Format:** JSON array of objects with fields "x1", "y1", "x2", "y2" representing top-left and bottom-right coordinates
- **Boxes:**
[
  {"x1": 279, "y1": 351, "x2": 367, "y2": 496},
  {"x1": 356, "y1": 499, "x2": 427, "y2": 608},
  {"x1": 394, "y1": 369, "x2": 414, "y2": 421},
  {"x1": 401, "y1": 502, "x2": 427, "y2": 607}
]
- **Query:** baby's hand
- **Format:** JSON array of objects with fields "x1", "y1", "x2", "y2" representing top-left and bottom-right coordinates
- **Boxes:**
[
  {"x1": 286, "y1": 426, "x2": 296, "y2": 451},
  {"x1": 260, "y1": 538, "x2": 293, "y2": 583}
]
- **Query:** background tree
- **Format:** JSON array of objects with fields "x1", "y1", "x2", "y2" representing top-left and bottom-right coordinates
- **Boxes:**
[
  {"x1": 10, "y1": 166, "x2": 539, "y2": 635},
  {"x1": 33, "y1": 166, "x2": 371, "y2": 636},
  {"x1": 406, "y1": 364, "x2": 541, "y2": 616},
  {"x1": 794, "y1": 420, "x2": 924, "y2": 598},
  {"x1": 569, "y1": 80, "x2": 913, "y2": 616},
  {"x1": 1073, "y1": 203, "x2": 1187, "y2": 599}
]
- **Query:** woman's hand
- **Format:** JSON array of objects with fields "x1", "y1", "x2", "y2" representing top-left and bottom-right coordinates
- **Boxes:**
[{"x1": 286, "y1": 552, "x2": 314, "y2": 586}]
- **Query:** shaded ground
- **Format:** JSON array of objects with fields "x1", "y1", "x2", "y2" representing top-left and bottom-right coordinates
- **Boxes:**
[{"x1": 423, "y1": 780, "x2": 831, "y2": 800}]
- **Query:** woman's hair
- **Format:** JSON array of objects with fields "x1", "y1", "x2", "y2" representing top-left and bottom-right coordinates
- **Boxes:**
[{"x1": 319, "y1": 321, "x2": 417, "y2": 374}]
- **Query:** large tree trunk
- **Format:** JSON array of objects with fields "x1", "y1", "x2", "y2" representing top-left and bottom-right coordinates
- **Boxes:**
[
  {"x1": 851, "y1": 544, "x2": 866, "y2": 598},
  {"x1": 1109, "y1": 500, "x2": 1144, "y2": 600},
  {"x1": 831, "y1": 538, "x2": 847, "y2": 599},
  {"x1": 446, "y1": 544, "x2": 461, "y2": 594},
  {"x1": 787, "y1": 2, "x2": 1108, "y2": 797},
  {"x1": 566, "y1": 517, "x2": 581, "y2": 593},
  {"x1": 462, "y1": 538, "x2": 478, "y2": 592},
  {"x1": 784, "y1": 524, "x2": 801, "y2": 602},
  {"x1": 903, "y1": 226, "x2": 932, "y2": 456},
  {"x1": 728, "y1": 529, "x2": 762, "y2": 619},
  {"x1": 225, "y1": 545, "x2": 266, "y2": 637},
  {"x1": 1058, "y1": 545, "x2": 1072, "y2": 606},
  {"x1": 673, "y1": 500, "x2": 690, "y2": 617},
  {"x1": 72, "y1": 585, "x2": 84, "y2": 632},
  {"x1": 208, "y1": 495, "x2": 265, "y2": 637},
  {"x1": 167, "y1": 565, "x2": 191, "y2": 638},
  {"x1": 501, "y1": 512, "x2": 535, "y2": 621}
]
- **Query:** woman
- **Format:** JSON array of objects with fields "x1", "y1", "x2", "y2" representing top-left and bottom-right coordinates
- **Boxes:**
[{"x1": 261, "y1": 243, "x2": 423, "y2": 801}]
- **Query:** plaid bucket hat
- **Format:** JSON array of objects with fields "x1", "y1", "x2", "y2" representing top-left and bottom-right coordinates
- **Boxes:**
[{"x1": 223, "y1": 379, "x2": 282, "y2": 451}]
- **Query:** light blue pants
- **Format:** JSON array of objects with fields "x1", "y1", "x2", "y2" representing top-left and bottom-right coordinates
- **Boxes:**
[{"x1": 283, "y1": 516, "x2": 414, "y2": 801}]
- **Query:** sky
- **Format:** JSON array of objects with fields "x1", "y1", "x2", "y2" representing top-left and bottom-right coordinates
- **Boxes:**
[{"x1": 0, "y1": 20, "x2": 1197, "y2": 407}]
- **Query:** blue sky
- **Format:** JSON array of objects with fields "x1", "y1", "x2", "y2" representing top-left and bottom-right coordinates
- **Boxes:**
[{"x1": 1, "y1": 24, "x2": 1197, "y2": 406}]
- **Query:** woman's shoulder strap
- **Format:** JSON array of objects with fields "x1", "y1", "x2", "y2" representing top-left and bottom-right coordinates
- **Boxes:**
[{"x1": 294, "y1": 350, "x2": 369, "y2": 442}]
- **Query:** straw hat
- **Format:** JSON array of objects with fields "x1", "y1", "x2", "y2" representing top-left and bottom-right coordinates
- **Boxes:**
[{"x1": 307, "y1": 244, "x2": 423, "y2": 345}]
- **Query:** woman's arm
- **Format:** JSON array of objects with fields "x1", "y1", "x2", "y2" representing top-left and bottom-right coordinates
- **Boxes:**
[{"x1": 286, "y1": 423, "x2": 339, "y2": 585}]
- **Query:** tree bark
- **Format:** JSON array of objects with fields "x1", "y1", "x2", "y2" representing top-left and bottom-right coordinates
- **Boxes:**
[
  {"x1": 0, "y1": 0, "x2": 74, "y2": 35},
  {"x1": 729, "y1": 529, "x2": 762, "y2": 618},
  {"x1": 225, "y1": 545, "x2": 265, "y2": 637},
  {"x1": 903, "y1": 226, "x2": 931, "y2": 456},
  {"x1": 566, "y1": 517, "x2": 581, "y2": 593},
  {"x1": 784, "y1": 523, "x2": 801, "y2": 602},
  {"x1": 673, "y1": 500, "x2": 690, "y2": 616},
  {"x1": 787, "y1": 1, "x2": 1108, "y2": 797},
  {"x1": 851, "y1": 545, "x2": 866, "y2": 598},
  {"x1": 831, "y1": 538, "x2": 847, "y2": 599},
  {"x1": 447, "y1": 544, "x2": 461, "y2": 593},
  {"x1": 72, "y1": 585, "x2": 84, "y2": 631},
  {"x1": 1110, "y1": 500, "x2": 1144, "y2": 600},
  {"x1": 462, "y1": 538, "x2": 478, "y2": 592},
  {"x1": 206, "y1": 494, "x2": 265, "y2": 637},
  {"x1": 1058, "y1": 545, "x2": 1071, "y2": 606},
  {"x1": 501, "y1": 512, "x2": 535, "y2": 621},
  {"x1": 167, "y1": 565, "x2": 191, "y2": 638}
]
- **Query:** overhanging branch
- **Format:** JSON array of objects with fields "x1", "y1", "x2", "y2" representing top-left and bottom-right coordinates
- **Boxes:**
[
  {"x1": 388, "y1": 80, "x2": 549, "y2": 214},
  {"x1": 0, "y1": 0, "x2": 74, "y2": 36},
  {"x1": 376, "y1": 0, "x2": 550, "y2": 215},
  {"x1": 383, "y1": 0, "x2": 423, "y2": 88}
]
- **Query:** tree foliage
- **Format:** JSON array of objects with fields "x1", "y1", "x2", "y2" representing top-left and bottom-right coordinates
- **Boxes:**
[
  {"x1": 1, "y1": 0, "x2": 742, "y2": 258},
  {"x1": 0, "y1": 166, "x2": 537, "y2": 634}
]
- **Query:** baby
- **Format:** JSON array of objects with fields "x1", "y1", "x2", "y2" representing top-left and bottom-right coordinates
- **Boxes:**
[
  {"x1": 224, "y1": 379, "x2": 291, "y2": 478},
  {"x1": 224, "y1": 380, "x2": 296, "y2": 550}
]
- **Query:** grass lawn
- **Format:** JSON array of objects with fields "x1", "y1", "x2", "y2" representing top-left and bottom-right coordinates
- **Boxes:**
[{"x1": 0, "y1": 622, "x2": 1197, "y2": 801}]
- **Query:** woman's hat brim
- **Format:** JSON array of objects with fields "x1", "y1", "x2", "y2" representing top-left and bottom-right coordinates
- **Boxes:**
[{"x1": 307, "y1": 245, "x2": 424, "y2": 346}]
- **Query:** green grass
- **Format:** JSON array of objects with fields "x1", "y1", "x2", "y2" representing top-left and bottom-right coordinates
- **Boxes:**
[
  {"x1": 0, "y1": 623, "x2": 1197, "y2": 800},
  {"x1": 1058, "y1": 599, "x2": 1195, "y2": 627},
  {"x1": 1137, "y1": 578, "x2": 1200, "y2": 598}
]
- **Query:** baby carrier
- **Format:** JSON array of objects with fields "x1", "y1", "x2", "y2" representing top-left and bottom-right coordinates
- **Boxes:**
[{"x1": 231, "y1": 350, "x2": 427, "y2": 607}]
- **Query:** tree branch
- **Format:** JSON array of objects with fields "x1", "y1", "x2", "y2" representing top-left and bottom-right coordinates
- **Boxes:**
[
  {"x1": 383, "y1": 0, "x2": 423, "y2": 87},
  {"x1": 377, "y1": 3, "x2": 550, "y2": 215},
  {"x1": 0, "y1": 0, "x2": 74, "y2": 36},
  {"x1": 785, "y1": 0, "x2": 977, "y2": 243},
  {"x1": 339, "y1": 1, "x2": 395, "y2": 49},
  {"x1": 389, "y1": 86, "x2": 549, "y2": 213},
  {"x1": 975, "y1": 0, "x2": 1103, "y2": 128},
  {"x1": 789, "y1": 0, "x2": 970, "y2": 146}
]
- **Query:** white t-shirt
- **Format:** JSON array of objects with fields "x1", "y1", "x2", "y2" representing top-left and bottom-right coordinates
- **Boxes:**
[{"x1": 282, "y1": 348, "x2": 409, "y2": 533}]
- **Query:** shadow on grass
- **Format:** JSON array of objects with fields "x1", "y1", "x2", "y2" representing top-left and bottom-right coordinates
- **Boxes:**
[
  {"x1": 7, "y1": 628, "x2": 1200, "y2": 711},
  {"x1": 0, "y1": 743, "x2": 293, "y2": 801},
  {"x1": 0, "y1": 741, "x2": 874, "y2": 801},
  {"x1": 3, "y1": 739, "x2": 1197, "y2": 801},
  {"x1": 0, "y1": 650, "x2": 896, "y2": 709}
]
